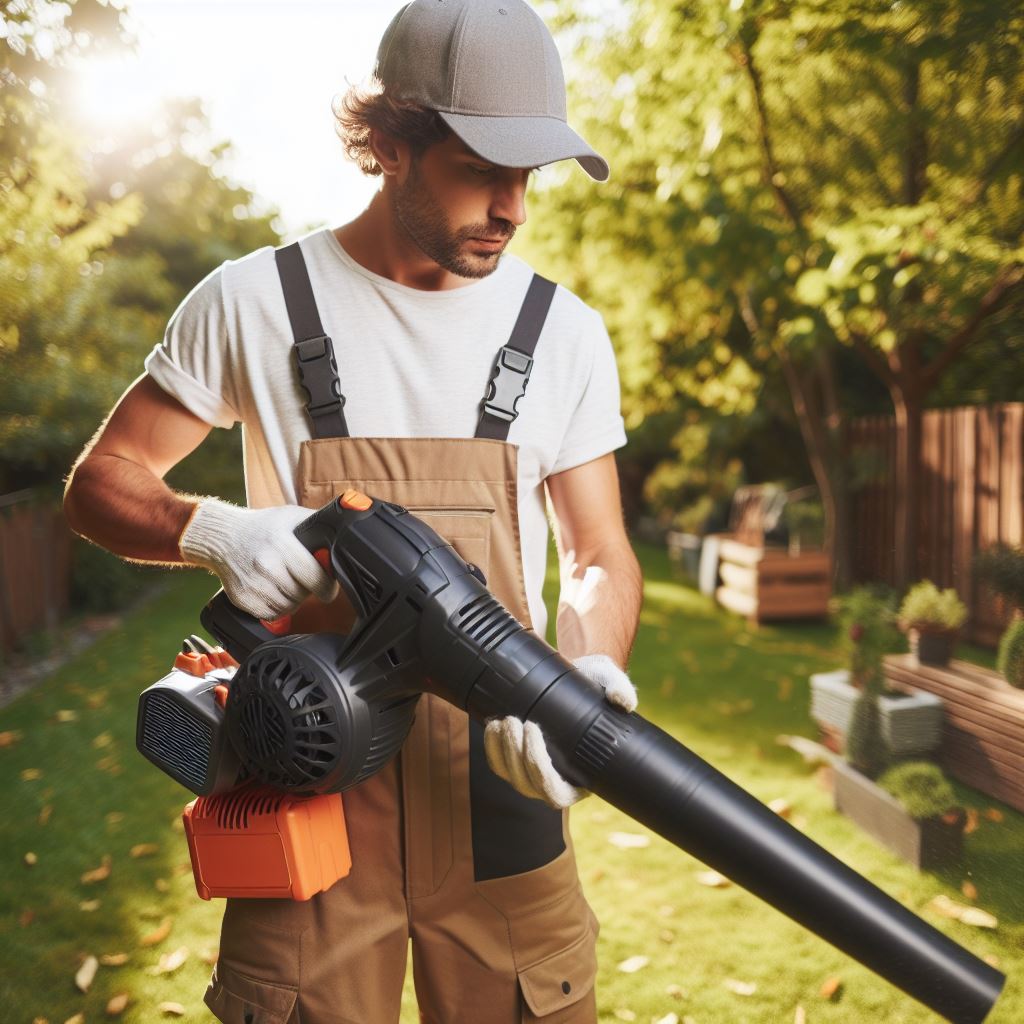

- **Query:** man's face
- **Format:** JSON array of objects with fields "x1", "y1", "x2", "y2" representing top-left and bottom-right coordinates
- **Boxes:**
[{"x1": 388, "y1": 132, "x2": 535, "y2": 280}]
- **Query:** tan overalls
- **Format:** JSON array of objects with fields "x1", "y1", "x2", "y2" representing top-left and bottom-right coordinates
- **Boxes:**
[{"x1": 204, "y1": 243, "x2": 600, "y2": 1024}]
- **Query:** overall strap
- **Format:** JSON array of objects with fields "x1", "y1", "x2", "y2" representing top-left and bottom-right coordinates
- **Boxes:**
[
  {"x1": 274, "y1": 241, "x2": 349, "y2": 439},
  {"x1": 475, "y1": 274, "x2": 557, "y2": 441}
]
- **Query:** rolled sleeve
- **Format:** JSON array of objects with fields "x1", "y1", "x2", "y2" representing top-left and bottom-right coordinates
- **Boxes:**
[{"x1": 143, "y1": 266, "x2": 241, "y2": 429}]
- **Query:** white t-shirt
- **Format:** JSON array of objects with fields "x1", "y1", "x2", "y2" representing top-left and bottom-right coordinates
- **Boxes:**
[{"x1": 144, "y1": 226, "x2": 627, "y2": 637}]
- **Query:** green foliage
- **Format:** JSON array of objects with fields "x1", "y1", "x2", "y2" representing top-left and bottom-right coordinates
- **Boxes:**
[
  {"x1": 68, "y1": 538, "x2": 156, "y2": 614},
  {"x1": 877, "y1": 761, "x2": 958, "y2": 820},
  {"x1": 519, "y1": 0, "x2": 1024, "y2": 553},
  {"x1": 845, "y1": 690, "x2": 892, "y2": 780},
  {"x1": 831, "y1": 585, "x2": 900, "y2": 691},
  {"x1": 898, "y1": 580, "x2": 968, "y2": 632},
  {"x1": 974, "y1": 544, "x2": 1024, "y2": 611},
  {"x1": 996, "y1": 618, "x2": 1024, "y2": 689}
]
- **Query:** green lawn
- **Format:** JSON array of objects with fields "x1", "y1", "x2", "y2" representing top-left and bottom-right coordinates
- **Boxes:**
[{"x1": 1, "y1": 542, "x2": 1021, "y2": 1023}]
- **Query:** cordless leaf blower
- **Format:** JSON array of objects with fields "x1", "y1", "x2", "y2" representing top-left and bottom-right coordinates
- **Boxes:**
[{"x1": 137, "y1": 490, "x2": 1006, "y2": 1024}]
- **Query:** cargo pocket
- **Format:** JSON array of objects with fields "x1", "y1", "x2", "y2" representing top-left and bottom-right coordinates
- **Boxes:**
[
  {"x1": 204, "y1": 960, "x2": 298, "y2": 1023},
  {"x1": 518, "y1": 926, "x2": 599, "y2": 1020}
]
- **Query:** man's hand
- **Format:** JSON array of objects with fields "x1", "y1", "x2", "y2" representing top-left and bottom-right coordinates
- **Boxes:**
[
  {"x1": 179, "y1": 498, "x2": 340, "y2": 620},
  {"x1": 483, "y1": 653, "x2": 638, "y2": 809}
]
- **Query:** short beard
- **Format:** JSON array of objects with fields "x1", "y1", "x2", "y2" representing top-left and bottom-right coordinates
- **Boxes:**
[{"x1": 389, "y1": 157, "x2": 514, "y2": 280}]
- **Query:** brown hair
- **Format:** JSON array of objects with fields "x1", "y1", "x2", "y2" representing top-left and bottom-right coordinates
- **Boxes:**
[{"x1": 332, "y1": 81, "x2": 452, "y2": 176}]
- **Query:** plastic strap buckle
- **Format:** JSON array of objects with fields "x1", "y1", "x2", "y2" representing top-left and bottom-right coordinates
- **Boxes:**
[
  {"x1": 294, "y1": 335, "x2": 346, "y2": 417},
  {"x1": 483, "y1": 345, "x2": 534, "y2": 423}
]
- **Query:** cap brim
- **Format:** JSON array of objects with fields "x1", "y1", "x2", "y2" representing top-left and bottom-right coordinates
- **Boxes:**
[{"x1": 438, "y1": 111, "x2": 609, "y2": 182}]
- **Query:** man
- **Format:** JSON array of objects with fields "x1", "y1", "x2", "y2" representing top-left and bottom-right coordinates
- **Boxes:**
[{"x1": 63, "y1": 1, "x2": 643, "y2": 1021}]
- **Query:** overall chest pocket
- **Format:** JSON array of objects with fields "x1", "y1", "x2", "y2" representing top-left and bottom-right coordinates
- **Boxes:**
[{"x1": 402, "y1": 505, "x2": 494, "y2": 577}]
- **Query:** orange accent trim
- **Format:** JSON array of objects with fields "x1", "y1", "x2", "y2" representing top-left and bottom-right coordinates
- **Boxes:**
[
  {"x1": 213, "y1": 683, "x2": 229, "y2": 708},
  {"x1": 174, "y1": 651, "x2": 214, "y2": 677},
  {"x1": 261, "y1": 614, "x2": 292, "y2": 636},
  {"x1": 210, "y1": 647, "x2": 239, "y2": 670},
  {"x1": 313, "y1": 547, "x2": 331, "y2": 572},
  {"x1": 339, "y1": 489, "x2": 372, "y2": 511}
]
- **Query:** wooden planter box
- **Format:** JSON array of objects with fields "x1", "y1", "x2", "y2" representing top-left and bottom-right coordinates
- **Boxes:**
[
  {"x1": 809, "y1": 669, "x2": 945, "y2": 758},
  {"x1": 713, "y1": 536, "x2": 831, "y2": 624},
  {"x1": 832, "y1": 760, "x2": 965, "y2": 870},
  {"x1": 884, "y1": 655, "x2": 1024, "y2": 813}
]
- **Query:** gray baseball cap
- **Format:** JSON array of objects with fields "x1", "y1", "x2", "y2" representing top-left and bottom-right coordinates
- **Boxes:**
[{"x1": 375, "y1": 0, "x2": 609, "y2": 181}]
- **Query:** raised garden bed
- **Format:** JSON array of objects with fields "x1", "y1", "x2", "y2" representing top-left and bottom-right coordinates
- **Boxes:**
[{"x1": 832, "y1": 759, "x2": 965, "y2": 870}]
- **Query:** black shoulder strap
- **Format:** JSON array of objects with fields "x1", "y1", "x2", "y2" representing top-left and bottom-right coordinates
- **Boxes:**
[
  {"x1": 475, "y1": 274, "x2": 557, "y2": 441},
  {"x1": 274, "y1": 241, "x2": 348, "y2": 439}
]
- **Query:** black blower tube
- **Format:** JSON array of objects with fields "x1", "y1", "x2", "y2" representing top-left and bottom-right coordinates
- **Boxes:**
[{"x1": 204, "y1": 494, "x2": 1005, "y2": 1024}]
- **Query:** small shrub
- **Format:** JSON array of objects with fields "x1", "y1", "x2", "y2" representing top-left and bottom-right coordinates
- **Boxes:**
[
  {"x1": 831, "y1": 586, "x2": 900, "y2": 691},
  {"x1": 845, "y1": 691, "x2": 892, "y2": 780},
  {"x1": 898, "y1": 580, "x2": 967, "y2": 633},
  {"x1": 997, "y1": 618, "x2": 1024, "y2": 689},
  {"x1": 877, "y1": 761, "x2": 958, "y2": 820},
  {"x1": 973, "y1": 544, "x2": 1024, "y2": 612}
]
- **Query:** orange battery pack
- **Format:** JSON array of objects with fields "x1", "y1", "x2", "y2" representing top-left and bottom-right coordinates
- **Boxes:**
[{"x1": 183, "y1": 785, "x2": 352, "y2": 901}]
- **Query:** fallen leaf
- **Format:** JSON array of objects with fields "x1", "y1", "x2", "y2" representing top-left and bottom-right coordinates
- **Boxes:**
[
  {"x1": 983, "y1": 807, "x2": 1004, "y2": 823},
  {"x1": 964, "y1": 808, "x2": 980, "y2": 835},
  {"x1": 105, "y1": 812, "x2": 125, "y2": 826},
  {"x1": 724, "y1": 978, "x2": 757, "y2": 996},
  {"x1": 21, "y1": 768, "x2": 42, "y2": 781},
  {"x1": 959, "y1": 907, "x2": 998, "y2": 929},
  {"x1": 171, "y1": 862, "x2": 191, "y2": 877},
  {"x1": 147, "y1": 946, "x2": 190, "y2": 975},
  {"x1": 794, "y1": 1006, "x2": 806, "y2": 1024},
  {"x1": 200, "y1": 948, "x2": 219, "y2": 965},
  {"x1": 93, "y1": 731, "x2": 113, "y2": 748},
  {"x1": 777, "y1": 676, "x2": 794, "y2": 700},
  {"x1": 659, "y1": 929, "x2": 675, "y2": 944},
  {"x1": 158, "y1": 1004, "x2": 186, "y2": 1017},
  {"x1": 768, "y1": 797, "x2": 793, "y2": 818},
  {"x1": 928, "y1": 894, "x2": 966, "y2": 919},
  {"x1": 820, "y1": 976, "x2": 843, "y2": 1000},
  {"x1": 0, "y1": 730, "x2": 23, "y2": 747},
  {"x1": 100, "y1": 953, "x2": 130, "y2": 966},
  {"x1": 696, "y1": 870, "x2": 731, "y2": 888},
  {"x1": 75, "y1": 955, "x2": 99, "y2": 992},
  {"x1": 38, "y1": 804, "x2": 53, "y2": 826},
  {"x1": 64, "y1": 1016, "x2": 85, "y2": 1024},
  {"x1": 608, "y1": 831, "x2": 650, "y2": 849},
  {"x1": 666, "y1": 984, "x2": 687, "y2": 999},
  {"x1": 106, "y1": 992, "x2": 130, "y2": 1015},
  {"x1": 617, "y1": 955, "x2": 649, "y2": 974},
  {"x1": 55, "y1": 709, "x2": 78, "y2": 723},
  {"x1": 613, "y1": 1010, "x2": 636, "y2": 1022},
  {"x1": 24, "y1": 851, "x2": 38, "y2": 867},
  {"x1": 139, "y1": 917, "x2": 173, "y2": 947},
  {"x1": 984, "y1": 954, "x2": 1001, "y2": 968},
  {"x1": 130, "y1": 843, "x2": 159, "y2": 859},
  {"x1": 658, "y1": 904, "x2": 676, "y2": 917},
  {"x1": 19, "y1": 908, "x2": 34, "y2": 927},
  {"x1": 961, "y1": 880, "x2": 979, "y2": 900},
  {"x1": 31, "y1": 1017, "x2": 48, "y2": 1024},
  {"x1": 81, "y1": 855, "x2": 112, "y2": 884},
  {"x1": 654, "y1": 1015, "x2": 679, "y2": 1024},
  {"x1": 79, "y1": 900, "x2": 101, "y2": 912},
  {"x1": 154, "y1": 878, "x2": 170, "y2": 892}
]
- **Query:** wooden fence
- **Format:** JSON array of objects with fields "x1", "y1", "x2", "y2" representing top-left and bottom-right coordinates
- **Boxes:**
[
  {"x1": 0, "y1": 489, "x2": 77, "y2": 657},
  {"x1": 850, "y1": 404, "x2": 1024, "y2": 645}
]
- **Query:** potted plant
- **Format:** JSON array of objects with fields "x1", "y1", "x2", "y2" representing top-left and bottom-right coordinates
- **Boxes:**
[
  {"x1": 810, "y1": 588, "x2": 944, "y2": 757},
  {"x1": 974, "y1": 544, "x2": 1024, "y2": 688},
  {"x1": 834, "y1": 758, "x2": 966, "y2": 870},
  {"x1": 897, "y1": 580, "x2": 968, "y2": 667}
]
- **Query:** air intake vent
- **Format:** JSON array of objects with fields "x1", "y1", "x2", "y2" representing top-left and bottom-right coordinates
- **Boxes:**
[
  {"x1": 141, "y1": 691, "x2": 213, "y2": 792},
  {"x1": 457, "y1": 594, "x2": 521, "y2": 650},
  {"x1": 197, "y1": 788, "x2": 285, "y2": 830}
]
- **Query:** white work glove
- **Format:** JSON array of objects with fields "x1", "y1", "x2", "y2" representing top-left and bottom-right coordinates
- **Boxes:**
[
  {"x1": 483, "y1": 653, "x2": 638, "y2": 810},
  {"x1": 178, "y1": 498, "x2": 340, "y2": 621}
]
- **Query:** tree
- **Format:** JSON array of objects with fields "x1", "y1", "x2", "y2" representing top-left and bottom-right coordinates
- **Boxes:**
[{"x1": 521, "y1": 0, "x2": 1024, "y2": 587}]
